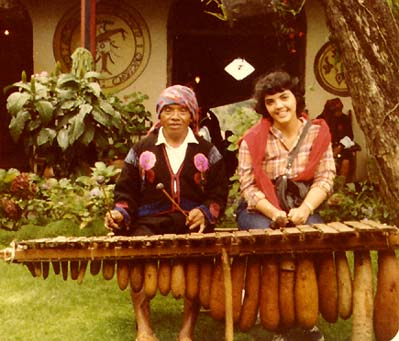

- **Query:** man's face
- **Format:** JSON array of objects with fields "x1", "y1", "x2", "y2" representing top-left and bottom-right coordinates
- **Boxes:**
[{"x1": 159, "y1": 104, "x2": 192, "y2": 137}]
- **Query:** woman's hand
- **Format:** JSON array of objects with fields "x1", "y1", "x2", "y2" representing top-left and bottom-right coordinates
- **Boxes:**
[
  {"x1": 287, "y1": 205, "x2": 311, "y2": 225},
  {"x1": 186, "y1": 208, "x2": 206, "y2": 233},
  {"x1": 271, "y1": 210, "x2": 289, "y2": 228},
  {"x1": 104, "y1": 210, "x2": 124, "y2": 232}
]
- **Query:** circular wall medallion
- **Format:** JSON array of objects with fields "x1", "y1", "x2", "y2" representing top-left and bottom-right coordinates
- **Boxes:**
[
  {"x1": 314, "y1": 41, "x2": 349, "y2": 96},
  {"x1": 53, "y1": 0, "x2": 151, "y2": 93}
]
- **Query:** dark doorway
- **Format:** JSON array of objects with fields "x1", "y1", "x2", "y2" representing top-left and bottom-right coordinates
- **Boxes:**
[
  {"x1": 0, "y1": 1, "x2": 33, "y2": 170},
  {"x1": 168, "y1": 0, "x2": 306, "y2": 110}
]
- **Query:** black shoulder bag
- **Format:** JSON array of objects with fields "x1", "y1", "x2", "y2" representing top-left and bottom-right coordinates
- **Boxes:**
[{"x1": 274, "y1": 121, "x2": 312, "y2": 212}]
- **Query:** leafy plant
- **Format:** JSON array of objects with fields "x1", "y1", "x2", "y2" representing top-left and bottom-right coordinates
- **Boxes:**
[
  {"x1": 219, "y1": 104, "x2": 259, "y2": 222},
  {"x1": 319, "y1": 176, "x2": 398, "y2": 225},
  {"x1": 0, "y1": 163, "x2": 120, "y2": 231},
  {"x1": 102, "y1": 92, "x2": 152, "y2": 160},
  {"x1": 6, "y1": 48, "x2": 151, "y2": 177},
  {"x1": 200, "y1": 0, "x2": 228, "y2": 21}
]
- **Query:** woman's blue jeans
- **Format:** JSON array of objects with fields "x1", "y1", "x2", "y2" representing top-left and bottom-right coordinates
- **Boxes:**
[{"x1": 236, "y1": 200, "x2": 324, "y2": 230}]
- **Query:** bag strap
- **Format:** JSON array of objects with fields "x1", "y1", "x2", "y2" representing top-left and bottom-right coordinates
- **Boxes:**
[{"x1": 285, "y1": 120, "x2": 312, "y2": 171}]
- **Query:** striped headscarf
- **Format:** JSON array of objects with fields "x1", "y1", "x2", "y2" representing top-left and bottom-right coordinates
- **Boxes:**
[{"x1": 156, "y1": 85, "x2": 199, "y2": 132}]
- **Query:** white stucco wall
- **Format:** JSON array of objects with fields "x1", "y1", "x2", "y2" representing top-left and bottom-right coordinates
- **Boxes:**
[
  {"x1": 20, "y1": 0, "x2": 172, "y2": 114},
  {"x1": 117, "y1": 0, "x2": 172, "y2": 109},
  {"x1": 19, "y1": 0, "x2": 367, "y2": 179}
]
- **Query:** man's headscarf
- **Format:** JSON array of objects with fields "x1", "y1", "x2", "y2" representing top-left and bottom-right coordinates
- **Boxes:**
[{"x1": 155, "y1": 85, "x2": 199, "y2": 132}]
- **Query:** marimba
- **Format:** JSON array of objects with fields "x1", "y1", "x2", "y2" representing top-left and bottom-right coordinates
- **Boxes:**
[{"x1": 1, "y1": 220, "x2": 399, "y2": 341}]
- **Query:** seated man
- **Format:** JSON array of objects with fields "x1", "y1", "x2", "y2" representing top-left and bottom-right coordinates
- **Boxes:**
[
  {"x1": 105, "y1": 85, "x2": 228, "y2": 341},
  {"x1": 318, "y1": 98, "x2": 360, "y2": 181}
]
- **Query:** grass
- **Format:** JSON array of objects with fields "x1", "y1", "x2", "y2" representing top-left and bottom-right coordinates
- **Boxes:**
[{"x1": 0, "y1": 220, "x2": 355, "y2": 340}]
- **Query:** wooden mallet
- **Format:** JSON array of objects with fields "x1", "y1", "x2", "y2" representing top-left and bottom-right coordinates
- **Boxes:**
[
  {"x1": 97, "y1": 175, "x2": 120, "y2": 234},
  {"x1": 156, "y1": 183, "x2": 188, "y2": 218}
]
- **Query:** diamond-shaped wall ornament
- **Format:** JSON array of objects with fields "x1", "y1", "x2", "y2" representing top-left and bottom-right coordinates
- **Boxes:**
[{"x1": 224, "y1": 58, "x2": 255, "y2": 81}]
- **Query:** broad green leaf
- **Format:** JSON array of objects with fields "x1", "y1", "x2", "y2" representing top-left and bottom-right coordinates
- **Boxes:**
[
  {"x1": 34, "y1": 83, "x2": 49, "y2": 98},
  {"x1": 37, "y1": 128, "x2": 57, "y2": 146},
  {"x1": 81, "y1": 124, "x2": 95, "y2": 145},
  {"x1": 57, "y1": 89, "x2": 76, "y2": 101},
  {"x1": 69, "y1": 109, "x2": 88, "y2": 144},
  {"x1": 35, "y1": 100, "x2": 54, "y2": 124},
  {"x1": 99, "y1": 103, "x2": 122, "y2": 129},
  {"x1": 57, "y1": 127, "x2": 70, "y2": 150},
  {"x1": 79, "y1": 103, "x2": 92, "y2": 116},
  {"x1": 6, "y1": 92, "x2": 31, "y2": 116},
  {"x1": 94, "y1": 130, "x2": 109, "y2": 149},
  {"x1": 57, "y1": 73, "x2": 76, "y2": 83},
  {"x1": 2, "y1": 168, "x2": 20, "y2": 183},
  {"x1": 11, "y1": 80, "x2": 31, "y2": 89},
  {"x1": 58, "y1": 112, "x2": 78, "y2": 127},
  {"x1": 92, "y1": 109, "x2": 109, "y2": 127},
  {"x1": 88, "y1": 82, "x2": 101, "y2": 97},
  {"x1": 94, "y1": 161, "x2": 107, "y2": 170},
  {"x1": 60, "y1": 99, "x2": 79, "y2": 110},
  {"x1": 346, "y1": 183, "x2": 356, "y2": 192},
  {"x1": 84, "y1": 71, "x2": 102, "y2": 79},
  {"x1": 57, "y1": 74, "x2": 79, "y2": 88},
  {"x1": 27, "y1": 118, "x2": 41, "y2": 131},
  {"x1": 100, "y1": 100, "x2": 119, "y2": 117},
  {"x1": 8, "y1": 110, "x2": 30, "y2": 141}
]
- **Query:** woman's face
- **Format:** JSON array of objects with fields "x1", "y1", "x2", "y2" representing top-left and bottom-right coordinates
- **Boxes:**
[
  {"x1": 159, "y1": 104, "x2": 192, "y2": 137},
  {"x1": 264, "y1": 89, "x2": 297, "y2": 128}
]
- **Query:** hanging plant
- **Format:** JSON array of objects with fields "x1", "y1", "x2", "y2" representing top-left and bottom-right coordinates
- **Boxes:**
[
  {"x1": 200, "y1": 0, "x2": 228, "y2": 20},
  {"x1": 214, "y1": 0, "x2": 306, "y2": 22},
  {"x1": 201, "y1": 0, "x2": 306, "y2": 54}
]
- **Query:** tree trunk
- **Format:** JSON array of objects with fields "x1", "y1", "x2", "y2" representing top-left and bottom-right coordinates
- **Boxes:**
[{"x1": 320, "y1": 0, "x2": 399, "y2": 213}]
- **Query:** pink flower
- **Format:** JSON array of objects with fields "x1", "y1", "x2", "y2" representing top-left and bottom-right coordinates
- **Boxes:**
[
  {"x1": 194, "y1": 153, "x2": 208, "y2": 172},
  {"x1": 139, "y1": 151, "x2": 156, "y2": 171}
]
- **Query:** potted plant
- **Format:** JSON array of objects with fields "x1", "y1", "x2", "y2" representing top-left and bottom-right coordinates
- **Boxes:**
[{"x1": 6, "y1": 48, "x2": 151, "y2": 177}]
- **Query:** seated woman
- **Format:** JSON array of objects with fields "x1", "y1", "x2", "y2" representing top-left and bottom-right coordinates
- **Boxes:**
[
  {"x1": 235, "y1": 69, "x2": 336, "y2": 341},
  {"x1": 236, "y1": 69, "x2": 336, "y2": 230}
]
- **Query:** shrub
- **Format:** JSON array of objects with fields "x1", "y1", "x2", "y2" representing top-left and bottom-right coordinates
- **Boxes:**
[
  {"x1": 319, "y1": 176, "x2": 398, "y2": 225},
  {"x1": 0, "y1": 162, "x2": 120, "y2": 231}
]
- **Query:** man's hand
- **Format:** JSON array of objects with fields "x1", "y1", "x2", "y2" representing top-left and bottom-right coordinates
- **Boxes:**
[
  {"x1": 186, "y1": 208, "x2": 206, "y2": 233},
  {"x1": 104, "y1": 210, "x2": 124, "y2": 232}
]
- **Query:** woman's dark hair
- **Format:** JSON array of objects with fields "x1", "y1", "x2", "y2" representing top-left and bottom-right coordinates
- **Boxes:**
[{"x1": 253, "y1": 70, "x2": 305, "y2": 119}]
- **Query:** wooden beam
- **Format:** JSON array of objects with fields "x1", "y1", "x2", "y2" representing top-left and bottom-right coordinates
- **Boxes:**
[{"x1": 80, "y1": 0, "x2": 96, "y2": 56}]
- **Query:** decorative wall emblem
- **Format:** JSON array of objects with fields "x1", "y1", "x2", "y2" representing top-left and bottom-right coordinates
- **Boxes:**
[
  {"x1": 314, "y1": 41, "x2": 349, "y2": 97},
  {"x1": 53, "y1": 0, "x2": 151, "y2": 92}
]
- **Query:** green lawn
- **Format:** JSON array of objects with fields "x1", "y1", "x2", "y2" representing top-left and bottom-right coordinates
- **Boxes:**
[{"x1": 0, "y1": 221, "x2": 353, "y2": 340}]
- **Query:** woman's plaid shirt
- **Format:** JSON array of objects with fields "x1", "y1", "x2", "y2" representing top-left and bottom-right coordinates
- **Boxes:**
[{"x1": 238, "y1": 119, "x2": 336, "y2": 209}]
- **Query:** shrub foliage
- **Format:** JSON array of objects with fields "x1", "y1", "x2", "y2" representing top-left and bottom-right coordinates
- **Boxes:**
[{"x1": 0, "y1": 162, "x2": 120, "y2": 231}]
